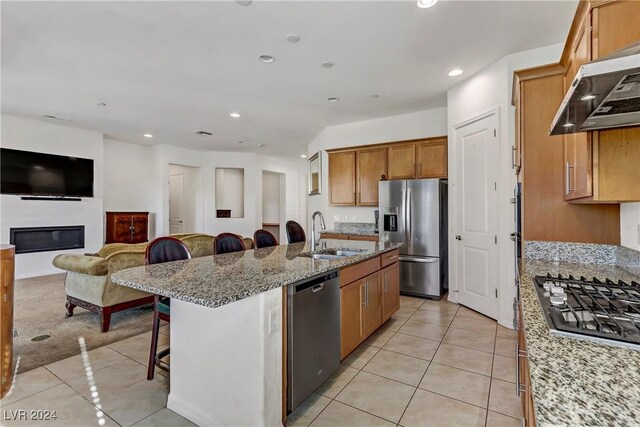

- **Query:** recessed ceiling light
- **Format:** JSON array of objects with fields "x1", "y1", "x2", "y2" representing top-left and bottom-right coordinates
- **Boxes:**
[
  {"x1": 257, "y1": 143, "x2": 265, "y2": 147},
  {"x1": 143, "y1": 133, "x2": 153, "y2": 138},
  {"x1": 417, "y1": 0, "x2": 438, "y2": 8},
  {"x1": 259, "y1": 55, "x2": 275, "y2": 63},
  {"x1": 448, "y1": 68, "x2": 464, "y2": 77},
  {"x1": 321, "y1": 61, "x2": 334, "y2": 68},
  {"x1": 301, "y1": 154, "x2": 307, "y2": 158},
  {"x1": 580, "y1": 94, "x2": 597, "y2": 101},
  {"x1": 563, "y1": 123, "x2": 575, "y2": 128},
  {"x1": 236, "y1": 0, "x2": 253, "y2": 6},
  {"x1": 286, "y1": 34, "x2": 301, "y2": 43},
  {"x1": 327, "y1": 97, "x2": 340, "y2": 103},
  {"x1": 230, "y1": 112, "x2": 241, "y2": 118}
]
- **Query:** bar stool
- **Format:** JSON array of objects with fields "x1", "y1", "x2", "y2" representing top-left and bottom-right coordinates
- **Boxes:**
[
  {"x1": 145, "y1": 237, "x2": 191, "y2": 380},
  {"x1": 253, "y1": 229, "x2": 278, "y2": 249},
  {"x1": 285, "y1": 221, "x2": 306, "y2": 244},
  {"x1": 213, "y1": 233, "x2": 247, "y2": 255}
]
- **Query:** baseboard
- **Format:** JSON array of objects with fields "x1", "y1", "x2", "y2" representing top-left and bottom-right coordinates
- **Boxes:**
[
  {"x1": 168, "y1": 393, "x2": 224, "y2": 427},
  {"x1": 15, "y1": 269, "x2": 65, "y2": 280}
]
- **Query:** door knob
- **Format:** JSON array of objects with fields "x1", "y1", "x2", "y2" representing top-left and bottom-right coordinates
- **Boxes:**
[{"x1": 455, "y1": 235, "x2": 462, "y2": 241}]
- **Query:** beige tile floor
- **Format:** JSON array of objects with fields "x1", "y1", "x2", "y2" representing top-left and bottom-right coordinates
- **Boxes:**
[
  {"x1": 1, "y1": 296, "x2": 521, "y2": 427},
  {"x1": 0, "y1": 325, "x2": 194, "y2": 427},
  {"x1": 288, "y1": 295, "x2": 522, "y2": 427}
]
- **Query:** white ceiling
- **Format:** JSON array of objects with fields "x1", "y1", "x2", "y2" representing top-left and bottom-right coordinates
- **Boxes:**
[{"x1": 1, "y1": 0, "x2": 577, "y2": 157}]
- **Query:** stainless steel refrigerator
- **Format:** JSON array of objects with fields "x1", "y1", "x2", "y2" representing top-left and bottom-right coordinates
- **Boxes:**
[{"x1": 378, "y1": 179, "x2": 448, "y2": 299}]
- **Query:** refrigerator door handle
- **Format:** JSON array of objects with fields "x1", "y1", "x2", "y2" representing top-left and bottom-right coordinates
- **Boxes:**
[
  {"x1": 399, "y1": 256, "x2": 439, "y2": 263},
  {"x1": 406, "y1": 187, "x2": 412, "y2": 247}
]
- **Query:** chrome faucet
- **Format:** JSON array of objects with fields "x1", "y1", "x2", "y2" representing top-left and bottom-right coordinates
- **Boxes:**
[{"x1": 311, "y1": 211, "x2": 326, "y2": 250}]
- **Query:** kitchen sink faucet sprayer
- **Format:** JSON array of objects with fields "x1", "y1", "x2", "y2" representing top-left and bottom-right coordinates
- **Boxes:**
[{"x1": 311, "y1": 211, "x2": 326, "y2": 250}]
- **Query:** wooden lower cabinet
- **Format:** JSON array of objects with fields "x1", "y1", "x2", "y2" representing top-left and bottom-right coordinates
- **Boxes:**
[
  {"x1": 1, "y1": 245, "x2": 15, "y2": 399},
  {"x1": 340, "y1": 279, "x2": 364, "y2": 359},
  {"x1": 320, "y1": 233, "x2": 380, "y2": 242},
  {"x1": 381, "y1": 262, "x2": 400, "y2": 322},
  {"x1": 339, "y1": 255, "x2": 399, "y2": 360},
  {"x1": 517, "y1": 302, "x2": 536, "y2": 427},
  {"x1": 361, "y1": 272, "x2": 382, "y2": 338}
]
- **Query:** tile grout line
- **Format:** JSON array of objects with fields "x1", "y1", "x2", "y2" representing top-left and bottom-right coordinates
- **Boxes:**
[
  {"x1": 394, "y1": 301, "x2": 461, "y2": 426},
  {"x1": 484, "y1": 320, "x2": 499, "y2": 427}
]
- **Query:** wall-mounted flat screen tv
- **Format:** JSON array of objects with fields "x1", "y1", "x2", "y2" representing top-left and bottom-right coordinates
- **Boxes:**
[{"x1": 1, "y1": 148, "x2": 94, "y2": 197}]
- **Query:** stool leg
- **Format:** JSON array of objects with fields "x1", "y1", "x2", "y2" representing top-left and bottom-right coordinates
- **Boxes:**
[{"x1": 147, "y1": 303, "x2": 160, "y2": 380}]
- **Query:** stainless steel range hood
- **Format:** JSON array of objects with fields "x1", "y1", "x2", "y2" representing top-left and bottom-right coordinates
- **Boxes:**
[{"x1": 549, "y1": 43, "x2": 640, "y2": 135}]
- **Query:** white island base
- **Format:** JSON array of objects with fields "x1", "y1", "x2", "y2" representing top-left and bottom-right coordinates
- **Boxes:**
[{"x1": 167, "y1": 288, "x2": 283, "y2": 426}]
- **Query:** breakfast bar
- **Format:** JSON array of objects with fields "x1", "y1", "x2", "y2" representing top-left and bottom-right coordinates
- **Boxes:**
[{"x1": 111, "y1": 239, "x2": 401, "y2": 426}]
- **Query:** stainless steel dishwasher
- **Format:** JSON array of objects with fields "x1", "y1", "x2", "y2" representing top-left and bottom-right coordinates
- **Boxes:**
[{"x1": 287, "y1": 270, "x2": 340, "y2": 412}]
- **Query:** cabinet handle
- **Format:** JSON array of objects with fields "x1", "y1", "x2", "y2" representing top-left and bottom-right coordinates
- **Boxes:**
[
  {"x1": 565, "y1": 161, "x2": 575, "y2": 195},
  {"x1": 384, "y1": 274, "x2": 388, "y2": 293},
  {"x1": 515, "y1": 344, "x2": 528, "y2": 396},
  {"x1": 365, "y1": 282, "x2": 369, "y2": 306},
  {"x1": 361, "y1": 284, "x2": 366, "y2": 306}
]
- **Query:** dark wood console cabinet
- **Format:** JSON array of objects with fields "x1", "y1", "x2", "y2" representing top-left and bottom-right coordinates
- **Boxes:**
[{"x1": 105, "y1": 212, "x2": 149, "y2": 244}]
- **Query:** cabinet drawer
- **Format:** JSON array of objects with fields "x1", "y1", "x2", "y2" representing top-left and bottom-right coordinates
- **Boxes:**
[
  {"x1": 340, "y1": 257, "x2": 380, "y2": 287},
  {"x1": 381, "y1": 249, "x2": 400, "y2": 267},
  {"x1": 349, "y1": 235, "x2": 379, "y2": 242},
  {"x1": 320, "y1": 233, "x2": 349, "y2": 240}
]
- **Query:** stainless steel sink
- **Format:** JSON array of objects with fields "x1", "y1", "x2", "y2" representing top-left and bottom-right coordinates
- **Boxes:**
[{"x1": 297, "y1": 248, "x2": 366, "y2": 260}]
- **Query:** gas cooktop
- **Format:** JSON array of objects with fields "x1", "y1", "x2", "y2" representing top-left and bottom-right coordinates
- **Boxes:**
[{"x1": 534, "y1": 274, "x2": 640, "y2": 350}]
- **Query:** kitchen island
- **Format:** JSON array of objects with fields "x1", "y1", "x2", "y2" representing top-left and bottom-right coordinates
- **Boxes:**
[
  {"x1": 111, "y1": 239, "x2": 401, "y2": 426},
  {"x1": 519, "y1": 258, "x2": 640, "y2": 427}
]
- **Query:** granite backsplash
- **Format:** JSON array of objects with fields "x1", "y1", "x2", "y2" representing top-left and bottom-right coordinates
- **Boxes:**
[
  {"x1": 524, "y1": 240, "x2": 640, "y2": 277},
  {"x1": 334, "y1": 222, "x2": 377, "y2": 234}
]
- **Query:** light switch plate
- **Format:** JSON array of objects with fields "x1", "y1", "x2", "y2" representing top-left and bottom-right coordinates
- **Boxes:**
[{"x1": 268, "y1": 308, "x2": 281, "y2": 334}]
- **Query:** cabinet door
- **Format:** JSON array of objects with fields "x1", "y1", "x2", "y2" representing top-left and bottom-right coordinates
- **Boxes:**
[
  {"x1": 416, "y1": 138, "x2": 448, "y2": 178},
  {"x1": 592, "y1": 0, "x2": 640, "y2": 59},
  {"x1": 564, "y1": 15, "x2": 593, "y2": 201},
  {"x1": 387, "y1": 144, "x2": 416, "y2": 179},
  {"x1": 114, "y1": 215, "x2": 133, "y2": 243},
  {"x1": 131, "y1": 214, "x2": 149, "y2": 243},
  {"x1": 329, "y1": 151, "x2": 356, "y2": 206},
  {"x1": 381, "y1": 263, "x2": 400, "y2": 322},
  {"x1": 340, "y1": 280, "x2": 364, "y2": 360},
  {"x1": 362, "y1": 272, "x2": 381, "y2": 339},
  {"x1": 356, "y1": 148, "x2": 386, "y2": 206}
]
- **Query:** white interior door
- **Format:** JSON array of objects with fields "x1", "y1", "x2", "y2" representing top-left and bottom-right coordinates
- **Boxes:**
[
  {"x1": 169, "y1": 173, "x2": 184, "y2": 234},
  {"x1": 455, "y1": 113, "x2": 499, "y2": 319}
]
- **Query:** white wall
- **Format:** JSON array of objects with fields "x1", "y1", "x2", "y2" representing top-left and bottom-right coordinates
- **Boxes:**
[
  {"x1": 215, "y1": 168, "x2": 245, "y2": 219},
  {"x1": 446, "y1": 43, "x2": 563, "y2": 328},
  {"x1": 621, "y1": 203, "x2": 640, "y2": 251},
  {"x1": 262, "y1": 171, "x2": 281, "y2": 224},
  {"x1": 0, "y1": 114, "x2": 104, "y2": 278},
  {"x1": 306, "y1": 107, "x2": 448, "y2": 231}
]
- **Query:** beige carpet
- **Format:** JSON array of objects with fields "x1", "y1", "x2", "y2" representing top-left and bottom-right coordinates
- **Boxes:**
[{"x1": 13, "y1": 273, "x2": 154, "y2": 373}]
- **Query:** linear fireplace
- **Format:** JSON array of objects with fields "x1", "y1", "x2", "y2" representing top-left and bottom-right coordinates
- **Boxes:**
[{"x1": 10, "y1": 226, "x2": 85, "y2": 254}]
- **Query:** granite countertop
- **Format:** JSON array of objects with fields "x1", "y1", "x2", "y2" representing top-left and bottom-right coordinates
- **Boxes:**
[
  {"x1": 520, "y1": 258, "x2": 640, "y2": 427},
  {"x1": 321, "y1": 229, "x2": 379, "y2": 237},
  {"x1": 112, "y1": 239, "x2": 401, "y2": 309}
]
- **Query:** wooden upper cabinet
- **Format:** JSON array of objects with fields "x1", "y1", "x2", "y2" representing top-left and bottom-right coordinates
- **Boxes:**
[
  {"x1": 387, "y1": 144, "x2": 416, "y2": 179},
  {"x1": 356, "y1": 148, "x2": 386, "y2": 206},
  {"x1": 416, "y1": 138, "x2": 448, "y2": 178},
  {"x1": 329, "y1": 151, "x2": 356, "y2": 205},
  {"x1": 592, "y1": 0, "x2": 640, "y2": 59},
  {"x1": 327, "y1": 136, "x2": 448, "y2": 206}
]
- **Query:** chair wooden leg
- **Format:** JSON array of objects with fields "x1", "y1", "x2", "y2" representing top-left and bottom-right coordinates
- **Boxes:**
[
  {"x1": 147, "y1": 308, "x2": 160, "y2": 380},
  {"x1": 101, "y1": 308, "x2": 112, "y2": 333},
  {"x1": 65, "y1": 300, "x2": 76, "y2": 318}
]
